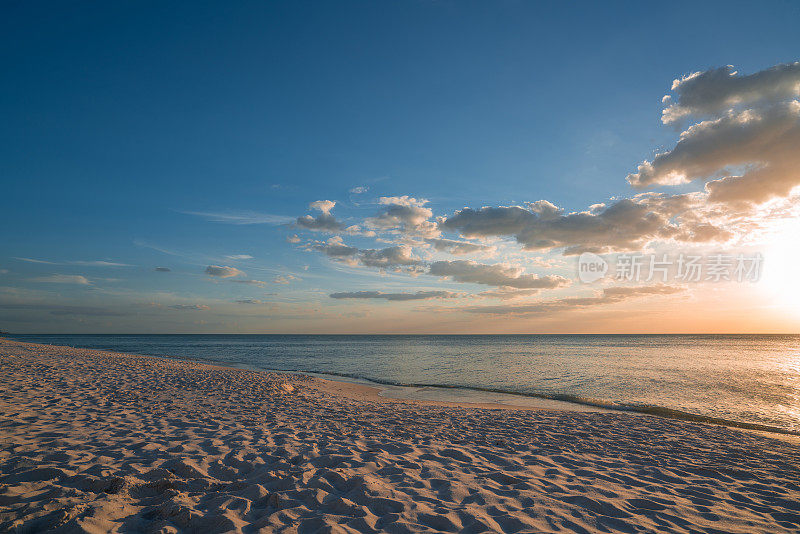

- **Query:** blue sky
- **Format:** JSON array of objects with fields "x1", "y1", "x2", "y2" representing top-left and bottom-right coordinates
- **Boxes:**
[{"x1": 2, "y1": 1, "x2": 800, "y2": 333}]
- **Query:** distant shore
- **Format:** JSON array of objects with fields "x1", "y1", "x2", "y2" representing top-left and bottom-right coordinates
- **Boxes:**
[{"x1": 2, "y1": 338, "x2": 799, "y2": 533}]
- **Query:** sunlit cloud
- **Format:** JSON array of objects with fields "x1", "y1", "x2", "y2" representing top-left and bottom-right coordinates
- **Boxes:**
[
  {"x1": 464, "y1": 284, "x2": 686, "y2": 315},
  {"x1": 204, "y1": 265, "x2": 244, "y2": 278}
]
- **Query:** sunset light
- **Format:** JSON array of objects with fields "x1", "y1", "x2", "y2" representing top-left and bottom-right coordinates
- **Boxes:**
[{"x1": 2, "y1": 2, "x2": 799, "y2": 533}]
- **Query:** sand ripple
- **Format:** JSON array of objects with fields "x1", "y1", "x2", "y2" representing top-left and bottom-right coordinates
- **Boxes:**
[{"x1": 1, "y1": 339, "x2": 799, "y2": 533}]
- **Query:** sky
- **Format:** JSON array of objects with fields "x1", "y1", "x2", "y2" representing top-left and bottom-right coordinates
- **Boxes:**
[{"x1": 2, "y1": 1, "x2": 800, "y2": 334}]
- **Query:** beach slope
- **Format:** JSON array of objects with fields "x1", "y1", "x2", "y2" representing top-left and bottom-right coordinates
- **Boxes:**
[{"x1": 1, "y1": 338, "x2": 799, "y2": 533}]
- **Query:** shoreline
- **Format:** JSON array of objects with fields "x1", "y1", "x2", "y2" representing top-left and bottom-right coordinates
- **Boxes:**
[
  {"x1": 2, "y1": 338, "x2": 800, "y2": 532},
  {"x1": 4, "y1": 336, "x2": 798, "y2": 441}
]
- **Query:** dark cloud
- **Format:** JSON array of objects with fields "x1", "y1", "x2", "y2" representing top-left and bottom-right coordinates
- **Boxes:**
[
  {"x1": 330, "y1": 290, "x2": 461, "y2": 301},
  {"x1": 440, "y1": 195, "x2": 731, "y2": 255},
  {"x1": 154, "y1": 267, "x2": 171, "y2": 272},
  {"x1": 424, "y1": 238, "x2": 496, "y2": 255},
  {"x1": 295, "y1": 200, "x2": 345, "y2": 232},
  {"x1": 366, "y1": 196, "x2": 438, "y2": 237},
  {"x1": 428, "y1": 260, "x2": 569, "y2": 289},
  {"x1": 169, "y1": 304, "x2": 210, "y2": 310},
  {"x1": 205, "y1": 265, "x2": 244, "y2": 278},
  {"x1": 662, "y1": 62, "x2": 800, "y2": 125},
  {"x1": 629, "y1": 102, "x2": 800, "y2": 205}
]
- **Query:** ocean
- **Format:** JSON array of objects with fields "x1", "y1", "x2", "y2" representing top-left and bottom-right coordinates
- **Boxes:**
[{"x1": 8, "y1": 334, "x2": 800, "y2": 434}]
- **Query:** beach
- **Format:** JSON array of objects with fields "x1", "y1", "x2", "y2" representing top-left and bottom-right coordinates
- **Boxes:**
[{"x1": 1, "y1": 338, "x2": 799, "y2": 533}]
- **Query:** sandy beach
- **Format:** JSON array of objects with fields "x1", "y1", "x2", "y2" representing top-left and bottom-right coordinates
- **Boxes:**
[{"x1": 1, "y1": 338, "x2": 799, "y2": 533}]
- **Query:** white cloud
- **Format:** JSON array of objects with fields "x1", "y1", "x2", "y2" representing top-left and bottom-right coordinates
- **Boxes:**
[
  {"x1": 30, "y1": 275, "x2": 91, "y2": 285},
  {"x1": 14, "y1": 257, "x2": 130, "y2": 267},
  {"x1": 14, "y1": 257, "x2": 58, "y2": 264},
  {"x1": 224, "y1": 254, "x2": 253, "y2": 260},
  {"x1": 204, "y1": 265, "x2": 244, "y2": 278},
  {"x1": 181, "y1": 210, "x2": 294, "y2": 225},
  {"x1": 287, "y1": 234, "x2": 301, "y2": 243},
  {"x1": 273, "y1": 274, "x2": 299, "y2": 285},
  {"x1": 349, "y1": 186, "x2": 369, "y2": 194},
  {"x1": 309, "y1": 200, "x2": 336, "y2": 215}
]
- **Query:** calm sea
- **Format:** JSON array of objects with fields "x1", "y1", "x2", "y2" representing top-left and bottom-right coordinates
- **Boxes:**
[{"x1": 8, "y1": 334, "x2": 800, "y2": 434}]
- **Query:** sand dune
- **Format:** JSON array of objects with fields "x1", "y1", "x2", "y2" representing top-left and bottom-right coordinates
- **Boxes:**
[{"x1": 1, "y1": 338, "x2": 799, "y2": 533}]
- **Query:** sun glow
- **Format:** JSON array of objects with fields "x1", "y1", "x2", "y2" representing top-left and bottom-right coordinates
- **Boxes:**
[{"x1": 760, "y1": 218, "x2": 800, "y2": 312}]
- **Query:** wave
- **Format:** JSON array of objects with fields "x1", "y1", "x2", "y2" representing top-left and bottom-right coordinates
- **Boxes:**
[{"x1": 277, "y1": 368, "x2": 800, "y2": 437}]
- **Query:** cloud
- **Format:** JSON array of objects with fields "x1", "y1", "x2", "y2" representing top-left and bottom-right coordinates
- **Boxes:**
[
  {"x1": 224, "y1": 254, "x2": 253, "y2": 260},
  {"x1": 204, "y1": 265, "x2": 244, "y2": 278},
  {"x1": 228, "y1": 279, "x2": 268, "y2": 286},
  {"x1": 311, "y1": 236, "x2": 360, "y2": 262},
  {"x1": 295, "y1": 201, "x2": 345, "y2": 232},
  {"x1": 286, "y1": 234, "x2": 301, "y2": 243},
  {"x1": 629, "y1": 102, "x2": 800, "y2": 205},
  {"x1": 424, "y1": 237, "x2": 497, "y2": 256},
  {"x1": 475, "y1": 287, "x2": 544, "y2": 300},
  {"x1": 181, "y1": 210, "x2": 294, "y2": 225},
  {"x1": 14, "y1": 257, "x2": 130, "y2": 267},
  {"x1": 441, "y1": 195, "x2": 730, "y2": 255},
  {"x1": 154, "y1": 267, "x2": 171, "y2": 272},
  {"x1": 464, "y1": 284, "x2": 685, "y2": 315},
  {"x1": 428, "y1": 260, "x2": 568, "y2": 289},
  {"x1": 662, "y1": 62, "x2": 800, "y2": 125},
  {"x1": 365, "y1": 196, "x2": 439, "y2": 237},
  {"x1": 309, "y1": 200, "x2": 336, "y2": 215},
  {"x1": 350, "y1": 186, "x2": 369, "y2": 194},
  {"x1": 235, "y1": 299, "x2": 266, "y2": 304},
  {"x1": 30, "y1": 275, "x2": 91, "y2": 285},
  {"x1": 13, "y1": 257, "x2": 58, "y2": 264},
  {"x1": 360, "y1": 245, "x2": 422, "y2": 269},
  {"x1": 0, "y1": 303, "x2": 129, "y2": 316},
  {"x1": 273, "y1": 275, "x2": 299, "y2": 284},
  {"x1": 68, "y1": 260, "x2": 132, "y2": 267},
  {"x1": 169, "y1": 304, "x2": 210, "y2": 310},
  {"x1": 308, "y1": 236, "x2": 423, "y2": 272},
  {"x1": 330, "y1": 290, "x2": 462, "y2": 301}
]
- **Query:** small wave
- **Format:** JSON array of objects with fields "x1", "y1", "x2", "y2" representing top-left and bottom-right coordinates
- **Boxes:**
[{"x1": 280, "y1": 368, "x2": 800, "y2": 437}]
